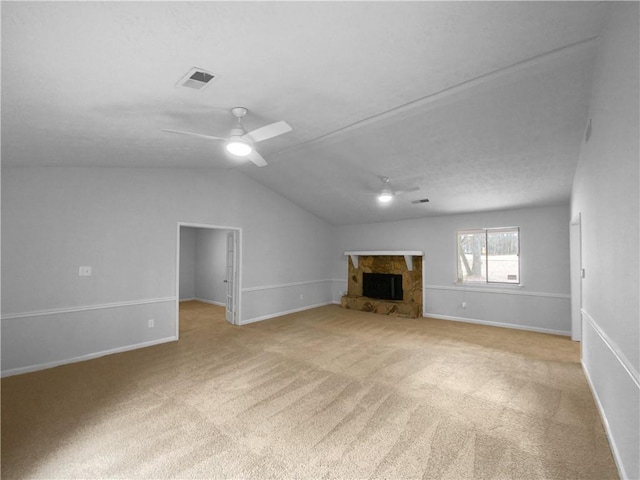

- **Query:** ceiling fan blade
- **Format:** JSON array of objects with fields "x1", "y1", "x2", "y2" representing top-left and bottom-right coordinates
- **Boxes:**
[
  {"x1": 162, "y1": 129, "x2": 227, "y2": 142},
  {"x1": 247, "y1": 150, "x2": 268, "y2": 167},
  {"x1": 243, "y1": 121, "x2": 292, "y2": 143},
  {"x1": 393, "y1": 186, "x2": 420, "y2": 195}
]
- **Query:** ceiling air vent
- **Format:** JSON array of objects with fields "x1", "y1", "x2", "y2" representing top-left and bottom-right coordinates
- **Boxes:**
[
  {"x1": 177, "y1": 67, "x2": 216, "y2": 90},
  {"x1": 411, "y1": 198, "x2": 430, "y2": 204}
]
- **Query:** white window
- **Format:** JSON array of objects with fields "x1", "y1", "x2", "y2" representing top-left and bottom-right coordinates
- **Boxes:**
[{"x1": 457, "y1": 227, "x2": 520, "y2": 284}]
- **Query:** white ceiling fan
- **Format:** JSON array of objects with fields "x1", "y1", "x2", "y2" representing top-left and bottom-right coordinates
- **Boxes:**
[
  {"x1": 163, "y1": 107, "x2": 292, "y2": 167},
  {"x1": 376, "y1": 176, "x2": 420, "y2": 204}
]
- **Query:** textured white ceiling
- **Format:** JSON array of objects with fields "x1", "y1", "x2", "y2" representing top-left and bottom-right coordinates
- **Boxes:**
[{"x1": 1, "y1": 2, "x2": 607, "y2": 224}]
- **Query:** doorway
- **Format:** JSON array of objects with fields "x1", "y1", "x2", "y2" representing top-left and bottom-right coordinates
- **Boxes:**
[
  {"x1": 570, "y1": 213, "x2": 582, "y2": 341},
  {"x1": 176, "y1": 223, "x2": 241, "y2": 336}
]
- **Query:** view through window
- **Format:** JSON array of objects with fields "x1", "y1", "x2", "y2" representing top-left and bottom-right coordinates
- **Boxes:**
[{"x1": 457, "y1": 227, "x2": 520, "y2": 284}]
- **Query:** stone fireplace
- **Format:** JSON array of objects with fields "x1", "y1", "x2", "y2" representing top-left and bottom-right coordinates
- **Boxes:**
[{"x1": 340, "y1": 251, "x2": 423, "y2": 318}]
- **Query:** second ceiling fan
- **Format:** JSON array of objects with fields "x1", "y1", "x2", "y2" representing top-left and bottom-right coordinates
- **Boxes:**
[
  {"x1": 163, "y1": 107, "x2": 291, "y2": 167},
  {"x1": 376, "y1": 176, "x2": 420, "y2": 203}
]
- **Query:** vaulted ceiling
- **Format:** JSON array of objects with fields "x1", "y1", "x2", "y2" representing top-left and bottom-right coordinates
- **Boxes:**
[{"x1": 1, "y1": 2, "x2": 608, "y2": 225}]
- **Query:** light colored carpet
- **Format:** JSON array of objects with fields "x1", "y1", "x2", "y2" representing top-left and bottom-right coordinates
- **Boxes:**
[{"x1": 1, "y1": 301, "x2": 618, "y2": 479}]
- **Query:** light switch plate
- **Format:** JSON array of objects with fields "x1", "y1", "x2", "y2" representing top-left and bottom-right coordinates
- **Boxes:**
[{"x1": 79, "y1": 266, "x2": 92, "y2": 276}]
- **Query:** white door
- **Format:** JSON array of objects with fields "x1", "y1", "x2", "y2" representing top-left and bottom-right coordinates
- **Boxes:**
[
  {"x1": 225, "y1": 231, "x2": 237, "y2": 324},
  {"x1": 570, "y1": 214, "x2": 582, "y2": 341}
]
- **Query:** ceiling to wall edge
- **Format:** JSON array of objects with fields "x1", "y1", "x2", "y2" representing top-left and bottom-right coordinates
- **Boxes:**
[{"x1": 271, "y1": 36, "x2": 600, "y2": 160}]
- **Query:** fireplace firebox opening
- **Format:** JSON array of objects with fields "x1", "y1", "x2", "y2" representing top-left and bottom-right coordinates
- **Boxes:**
[{"x1": 363, "y1": 272, "x2": 403, "y2": 300}]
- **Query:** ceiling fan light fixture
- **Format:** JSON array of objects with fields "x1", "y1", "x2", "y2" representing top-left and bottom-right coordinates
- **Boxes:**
[
  {"x1": 226, "y1": 139, "x2": 252, "y2": 157},
  {"x1": 163, "y1": 105, "x2": 291, "y2": 167},
  {"x1": 378, "y1": 189, "x2": 394, "y2": 203}
]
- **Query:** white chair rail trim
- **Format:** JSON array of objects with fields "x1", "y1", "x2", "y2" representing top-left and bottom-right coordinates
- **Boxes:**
[
  {"x1": 425, "y1": 284, "x2": 570, "y2": 299},
  {"x1": 241, "y1": 279, "x2": 333, "y2": 292},
  {"x1": 1, "y1": 297, "x2": 177, "y2": 321}
]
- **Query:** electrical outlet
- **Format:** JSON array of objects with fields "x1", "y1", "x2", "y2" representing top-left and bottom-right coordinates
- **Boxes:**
[
  {"x1": 299, "y1": 293, "x2": 304, "y2": 300},
  {"x1": 79, "y1": 266, "x2": 92, "y2": 276},
  {"x1": 461, "y1": 302, "x2": 467, "y2": 309},
  {"x1": 148, "y1": 319, "x2": 154, "y2": 328}
]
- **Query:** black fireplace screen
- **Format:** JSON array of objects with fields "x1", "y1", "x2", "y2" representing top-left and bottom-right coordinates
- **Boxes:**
[{"x1": 362, "y1": 273, "x2": 403, "y2": 300}]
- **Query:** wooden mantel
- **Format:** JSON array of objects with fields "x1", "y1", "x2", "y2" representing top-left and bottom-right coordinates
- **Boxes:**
[{"x1": 344, "y1": 251, "x2": 424, "y2": 271}]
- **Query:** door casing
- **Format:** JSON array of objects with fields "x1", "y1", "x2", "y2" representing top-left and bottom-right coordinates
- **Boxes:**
[
  {"x1": 225, "y1": 231, "x2": 238, "y2": 324},
  {"x1": 570, "y1": 213, "x2": 582, "y2": 342},
  {"x1": 176, "y1": 222, "x2": 242, "y2": 336}
]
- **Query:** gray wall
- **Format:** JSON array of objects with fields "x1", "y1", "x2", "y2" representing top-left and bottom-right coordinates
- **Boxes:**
[
  {"x1": 1, "y1": 167, "x2": 334, "y2": 375},
  {"x1": 332, "y1": 204, "x2": 571, "y2": 335},
  {"x1": 194, "y1": 228, "x2": 229, "y2": 305},
  {"x1": 179, "y1": 227, "x2": 197, "y2": 300},
  {"x1": 571, "y1": 3, "x2": 639, "y2": 478}
]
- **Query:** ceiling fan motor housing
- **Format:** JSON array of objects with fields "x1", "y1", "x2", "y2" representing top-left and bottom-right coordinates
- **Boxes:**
[
  {"x1": 230, "y1": 127, "x2": 247, "y2": 138},
  {"x1": 231, "y1": 107, "x2": 248, "y2": 119}
]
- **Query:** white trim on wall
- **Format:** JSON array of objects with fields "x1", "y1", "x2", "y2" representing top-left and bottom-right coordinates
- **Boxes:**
[
  {"x1": 192, "y1": 298, "x2": 226, "y2": 307},
  {"x1": 423, "y1": 312, "x2": 571, "y2": 336},
  {"x1": 1, "y1": 336, "x2": 177, "y2": 378},
  {"x1": 240, "y1": 301, "x2": 334, "y2": 325},
  {"x1": 425, "y1": 284, "x2": 570, "y2": 299},
  {"x1": 1, "y1": 297, "x2": 176, "y2": 321},
  {"x1": 581, "y1": 361, "x2": 629, "y2": 480},
  {"x1": 242, "y1": 279, "x2": 333, "y2": 292},
  {"x1": 330, "y1": 280, "x2": 569, "y2": 300},
  {"x1": 582, "y1": 308, "x2": 639, "y2": 480},
  {"x1": 582, "y1": 309, "x2": 640, "y2": 389}
]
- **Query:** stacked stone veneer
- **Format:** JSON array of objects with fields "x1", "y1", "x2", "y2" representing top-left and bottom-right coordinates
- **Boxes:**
[{"x1": 341, "y1": 255, "x2": 422, "y2": 318}]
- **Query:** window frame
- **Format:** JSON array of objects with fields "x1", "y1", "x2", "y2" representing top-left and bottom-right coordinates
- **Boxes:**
[{"x1": 456, "y1": 226, "x2": 520, "y2": 285}]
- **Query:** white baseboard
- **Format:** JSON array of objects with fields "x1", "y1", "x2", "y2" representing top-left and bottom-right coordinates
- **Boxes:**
[
  {"x1": 240, "y1": 302, "x2": 334, "y2": 325},
  {"x1": 179, "y1": 297, "x2": 196, "y2": 302},
  {"x1": 1, "y1": 336, "x2": 178, "y2": 378},
  {"x1": 423, "y1": 312, "x2": 571, "y2": 336},
  {"x1": 193, "y1": 298, "x2": 226, "y2": 307},
  {"x1": 582, "y1": 358, "x2": 629, "y2": 480},
  {"x1": 581, "y1": 309, "x2": 638, "y2": 480}
]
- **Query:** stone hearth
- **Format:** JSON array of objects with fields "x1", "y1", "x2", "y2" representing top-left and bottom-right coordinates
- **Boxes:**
[{"x1": 341, "y1": 252, "x2": 423, "y2": 318}]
